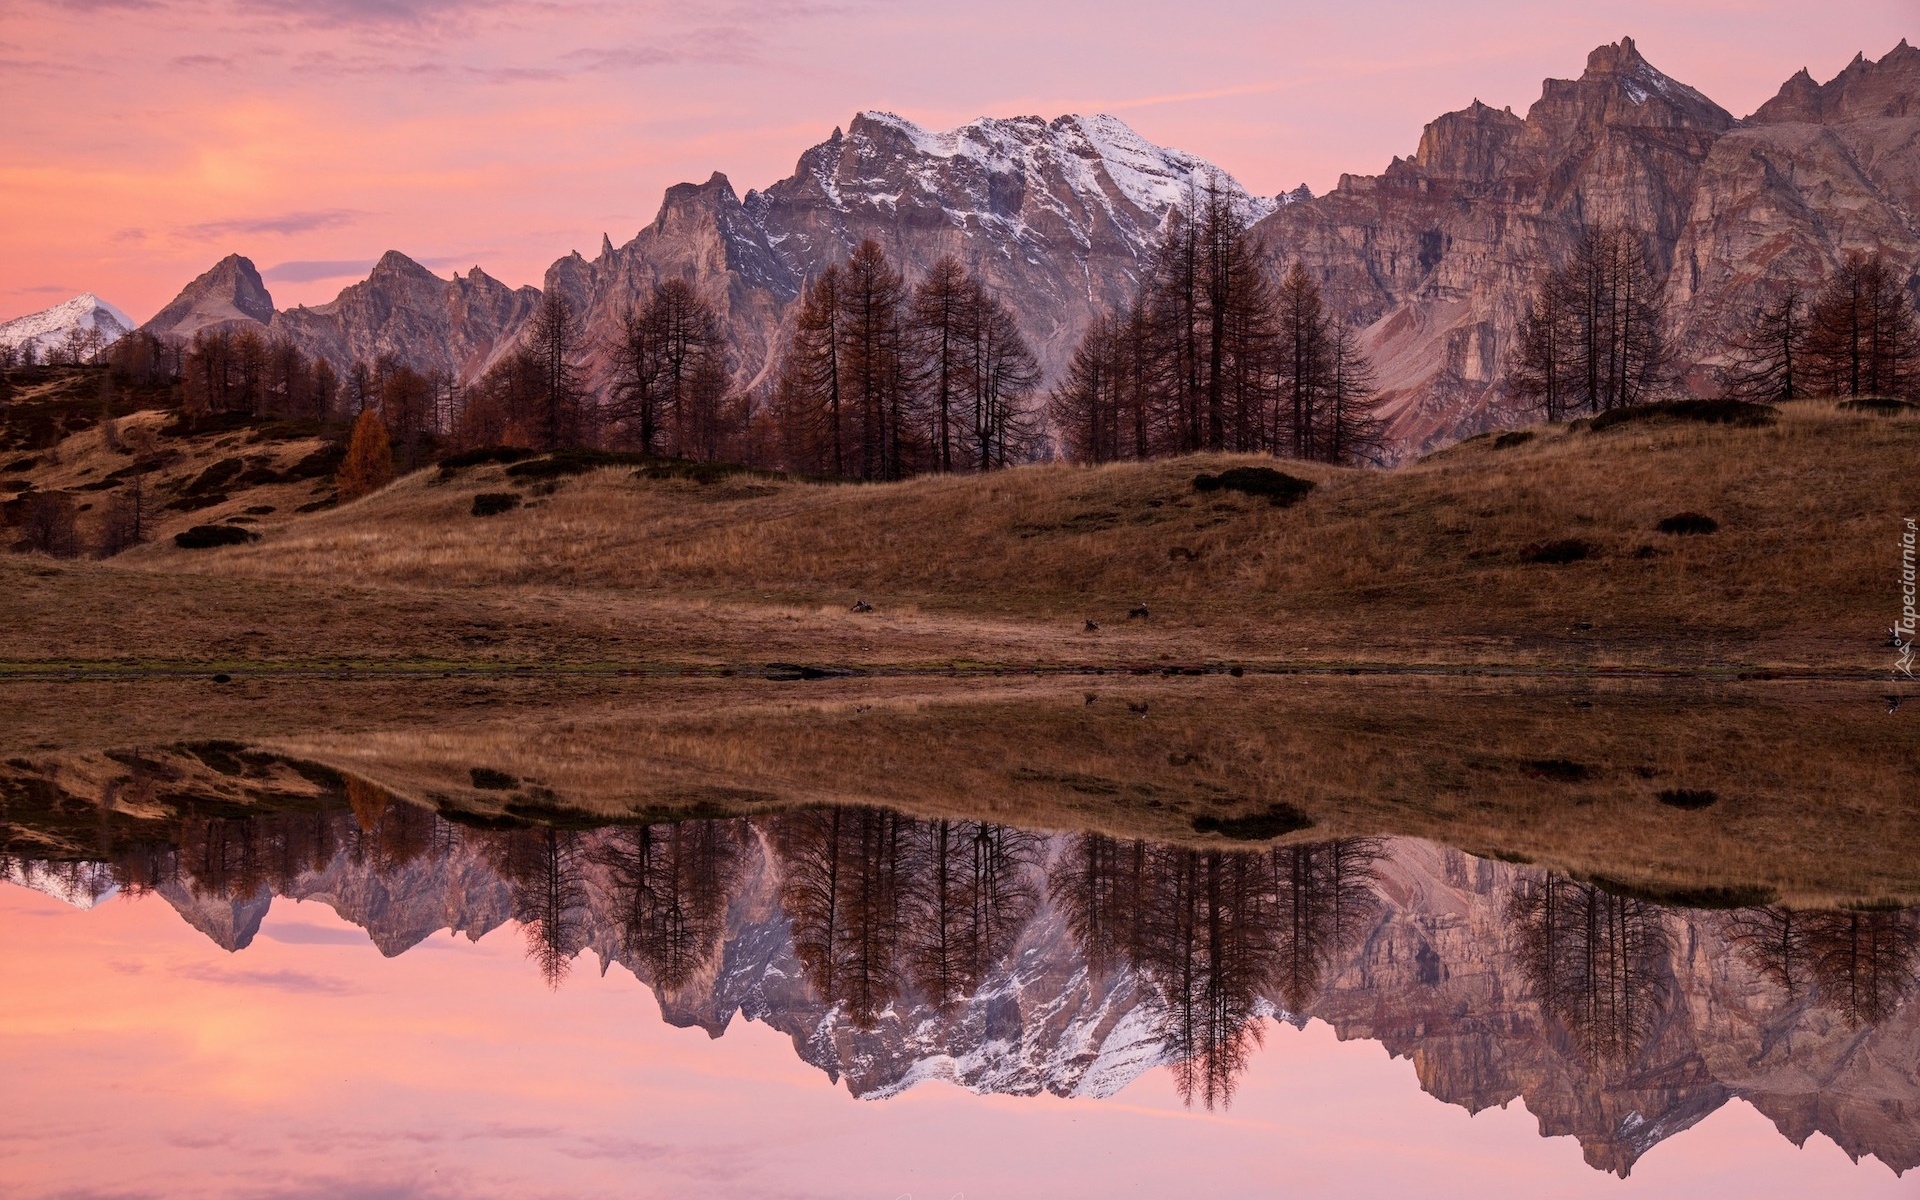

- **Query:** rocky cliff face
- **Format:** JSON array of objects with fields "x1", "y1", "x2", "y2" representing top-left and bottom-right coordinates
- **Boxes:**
[
  {"x1": 1664, "y1": 40, "x2": 1920, "y2": 382},
  {"x1": 1250, "y1": 37, "x2": 1736, "y2": 454},
  {"x1": 133, "y1": 40, "x2": 1920, "y2": 459},
  {"x1": 141, "y1": 250, "x2": 539, "y2": 382}
]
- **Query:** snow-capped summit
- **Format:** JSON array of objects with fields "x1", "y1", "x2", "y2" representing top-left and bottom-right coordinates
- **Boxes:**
[{"x1": 0, "y1": 292, "x2": 135, "y2": 361}]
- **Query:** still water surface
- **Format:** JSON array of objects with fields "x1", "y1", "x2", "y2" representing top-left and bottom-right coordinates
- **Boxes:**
[{"x1": 1, "y1": 796, "x2": 1914, "y2": 1198}]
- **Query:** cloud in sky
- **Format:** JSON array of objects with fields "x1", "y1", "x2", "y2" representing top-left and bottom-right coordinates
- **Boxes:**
[
  {"x1": 181, "y1": 209, "x2": 367, "y2": 241},
  {"x1": 237, "y1": 0, "x2": 506, "y2": 29}
]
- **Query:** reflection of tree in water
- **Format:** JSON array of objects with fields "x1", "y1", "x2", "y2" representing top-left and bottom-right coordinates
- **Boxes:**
[
  {"x1": 1053, "y1": 835, "x2": 1384, "y2": 1110},
  {"x1": 1050, "y1": 833, "x2": 1150, "y2": 978},
  {"x1": 769, "y1": 807, "x2": 913, "y2": 1027},
  {"x1": 1726, "y1": 905, "x2": 1920, "y2": 1027},
  {"x1": 1509, "y1": 878, "x2": 1671, "y2": 1068},
  {"x1": 907, "y1": 819, "x2": 1043, "y2": 1009},
  {"x1": 343, "y1": 779, "x2": 442, "y2": 875},
  {"x1": 769, "y1": 808, "x2": 1045, "y2": 1028},
  {"x1": 593, "y1": 820, "x2": 747, "y2": 993},
  {"x1": 1270, "y1": 839, "x2": 1384, "y2": 1012},
  {"x1": 487, "y1": 826, "x2": 591, "y2": 988}
]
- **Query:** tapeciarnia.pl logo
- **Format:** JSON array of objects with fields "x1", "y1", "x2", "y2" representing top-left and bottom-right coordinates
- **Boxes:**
[{"x1": 1897, "y1": 517, "x2": 1916, "y2": 680}]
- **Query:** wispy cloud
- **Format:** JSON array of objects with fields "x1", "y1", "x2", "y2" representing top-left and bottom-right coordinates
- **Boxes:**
[
  {"x1": 261, "y1": 259, "x2": 375, "y2": 283},
  {"x1": 467, "y1": 26, "x2": 764, "y2": 85},
  {"x1": 288, "y1": 49, "x2": 448, "y2": 76},
  {"x1": 170, "y1": 52, "x2": 236, "y2": 69},
  {"x1": 180, "y1": 209, "x2": 365, "y2": 240},
  {"x1": 41, "y1": 0, "x2": 163, "y2": 11},
  {"x1": 172, "y1": 961, "x2": 361, "y2": 994},
  {"x1": 236, "y1": 0, "x2": 504, "y2": 28}
]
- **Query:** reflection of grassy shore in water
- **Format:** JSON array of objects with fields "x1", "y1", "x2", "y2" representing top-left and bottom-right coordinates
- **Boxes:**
[
  {"x1": 5, "y1": 673, "x2": 1910, "y2": 907},
  {"x1": 3, "y1": 399, "x2": 1914, "y2": 675}
]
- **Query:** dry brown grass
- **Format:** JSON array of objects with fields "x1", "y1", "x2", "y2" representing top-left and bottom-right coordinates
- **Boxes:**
[
  {"x1": 8, "y1": 407, "x2": 336, "y2": 547},
  {"x1": 101, "y1": 399, "x2": 1916, "y2": 673}
]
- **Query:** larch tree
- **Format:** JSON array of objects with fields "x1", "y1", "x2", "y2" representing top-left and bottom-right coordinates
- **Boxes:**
[
  {"x1": 1718, "y1": 286, "x2": 1807, "y2": 402},
  {"x1": 910, "y1": 256, "x2": 978, "y2": 472},
  {"x1": 336, "y1": 407, "x2": 395, "y2": 501},
  {"x1": 773, "y1": 265, "x2": 847, "y2": 475},
  {"x1": 527, "y1": 291, "x2": 589, "y2": 450},
  {"x1": 1805, "y1": 251, "x2": 1920, "y2": 399}
]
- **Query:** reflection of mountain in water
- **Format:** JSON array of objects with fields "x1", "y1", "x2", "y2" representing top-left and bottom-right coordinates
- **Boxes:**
[{"x1": 4, "y1": 785, "x2": 1917, "y2": 1178}]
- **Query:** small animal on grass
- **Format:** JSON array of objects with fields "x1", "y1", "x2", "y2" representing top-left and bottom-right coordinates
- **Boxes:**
[
  {"x1": 850, "y1": 599, "x2": 874, "y2": 613},
  {"x1": 1126, "y1": 701, "x2": 1150, "y2": 718},
  {"x1": 1084, "y1": 619, "x2": 1100, "y2": 632},
  {"x1": 1084, "y1": 692, "x2": 1098, "y2": 706},
  {"x1": 1890, "y1": 695, "x2": 1905, "y2": 715},
  {"x1": 1128, "y1": 603, "x2": 1150, "y2": 620}
]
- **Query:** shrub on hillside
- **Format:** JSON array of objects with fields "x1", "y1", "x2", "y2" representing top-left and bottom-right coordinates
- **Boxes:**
[
  {"x1": 1657, "y1": 512, "x2": 1719, "y2": 535},
  {"x1": 1587, "y1": 399, "x2": 1778, "y2": 432},
  {"x1": 174, "y1": 524, "x2": 258, "y2": 549},
  {"x1": 1521, "y1": 539, "x2": 1595, "y2": 565},
  {"x1": 471, "y1": 492, "x2": 521, "y2": 517},
  {"x1": 1191, "y1": 466, "x2": 1315, "y2": 507}
]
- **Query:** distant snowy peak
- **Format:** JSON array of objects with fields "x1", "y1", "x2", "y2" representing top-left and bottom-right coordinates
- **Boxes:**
[
  {"x1": 791, "y1": 109, "x2": 1276, "y2": 239},
  {"x1": 4, "y1": 860, "x2": 119, "y2": 909},
  {"x1": 854, "y1": 110, "x2": 1273, "y2": 220},
  {"x1": 0, "y1": 293, "x2": 134, "y2": 358}
]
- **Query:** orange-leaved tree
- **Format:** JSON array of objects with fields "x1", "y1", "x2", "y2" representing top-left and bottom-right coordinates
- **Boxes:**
[{"x1": 336, "y1": 408, "x2": 395, "y2": 501}]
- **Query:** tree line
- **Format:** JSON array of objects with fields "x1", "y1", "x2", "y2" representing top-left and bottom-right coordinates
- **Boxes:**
[
  {"x1": 1049, "y1": 183, "x2": 1385, "y2": 466},
  {"x1": 1508, "y1": 230, "x2": 1920, "y2": 415}
]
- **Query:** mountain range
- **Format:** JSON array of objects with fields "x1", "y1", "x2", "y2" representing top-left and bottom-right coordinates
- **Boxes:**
[{"x1": 123, "y1": 36, "x2": 1920, "y2": 457}]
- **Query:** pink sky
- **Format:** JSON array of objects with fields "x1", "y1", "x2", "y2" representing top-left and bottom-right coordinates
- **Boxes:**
[
  {"x1": 0, "y1": 883, "x2": 1908, "y2": 1198},
  {"x1": 1, "y1": 1, "x2": 1913, "y2": 324}
]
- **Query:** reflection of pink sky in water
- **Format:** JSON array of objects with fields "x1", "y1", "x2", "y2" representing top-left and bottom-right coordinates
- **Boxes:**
[{"x1": 0, "y1": 885, "x2": 1902, "y2": 1199}]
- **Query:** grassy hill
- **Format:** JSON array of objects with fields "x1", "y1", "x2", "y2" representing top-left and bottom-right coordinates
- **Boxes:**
[{"x1": 80, "y1": 394, "x2": 1915, "y2": 676}]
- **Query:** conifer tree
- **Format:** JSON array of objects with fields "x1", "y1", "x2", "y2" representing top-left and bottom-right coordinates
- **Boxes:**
[
  {"x1": 1719, "y1": 286, "x2": 1807, "y2": 402},
  {"x1": 336, "y1": 408, "x2": 395, "y2": 501},
  {"x1": 1805, "y1": 251, "x2": 1920, "y2": 399}
]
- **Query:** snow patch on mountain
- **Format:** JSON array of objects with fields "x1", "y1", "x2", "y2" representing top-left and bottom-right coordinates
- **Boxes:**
[
  {"x1": 853, "y1": 110, "x2": 1276, "y2": 228},
  {"x1": 3, "y1": 860, "x2": 119, "y2": 909},
  {"x1": 0, "y1": 293, "x2": 134, "y2": 358}
]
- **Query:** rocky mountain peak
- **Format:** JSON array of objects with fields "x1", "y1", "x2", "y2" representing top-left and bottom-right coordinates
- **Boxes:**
[
  {"x1": 141, "y1": 252, "x2": 275, "y2": 341},
  {"x1": 1410, "y1": 98, "x2": 1527, "y2": 182},
  {"x1": 368, "y1": 250, "x2": 437, "y2": 282},
  {"x1": 1540, "y1": 37, "x2": 1730, "y2": 129},
  {"x1": 1750, "y1": 39, "x2": 1920, "y2": 124}
]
